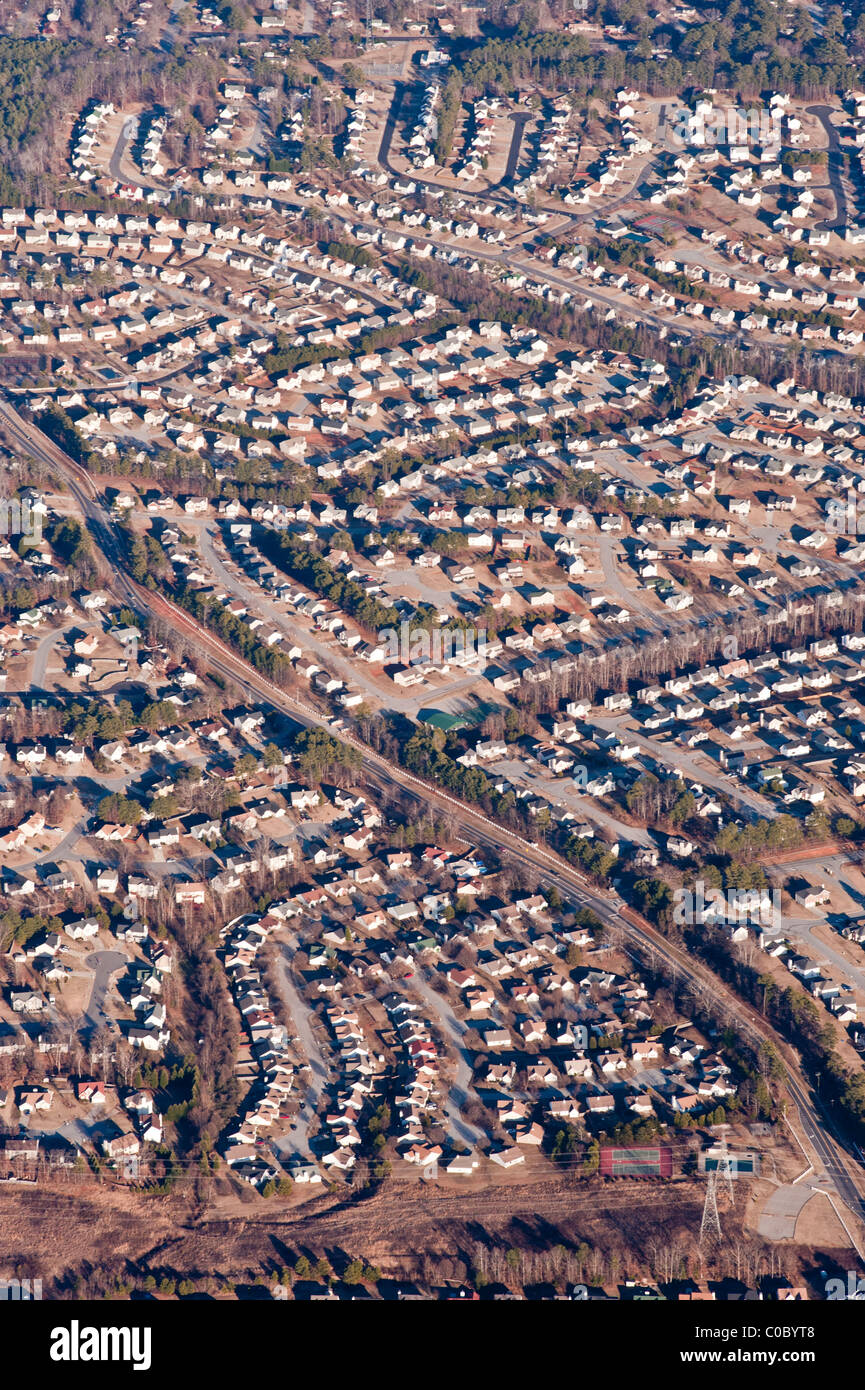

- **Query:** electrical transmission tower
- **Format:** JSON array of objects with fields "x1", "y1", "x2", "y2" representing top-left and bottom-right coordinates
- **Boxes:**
[
  {"x1": 699, "y1": 1134, "x2": 735, "y2": 1248},
  {"x1": 365, "y1": 0, "x2": 372, "y2": 48},
  {"x1": 700, "y1": 1169, "x2": 722, "y2": 1247}
]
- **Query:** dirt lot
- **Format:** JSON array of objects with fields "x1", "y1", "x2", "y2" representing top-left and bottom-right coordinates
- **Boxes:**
[
  {"x1": 0, "y1": 1174, "x2": 707, "y2": 1285},
  {"x1": 0, "y1": 1166, "x2": 831, "y2": 1289},
  {"x1": 2, "y1": 1166, "x2": 857, "y2": 1295},
  {"x1": 782, "y1": 1190, "x2": 853, "y2": 1249}
]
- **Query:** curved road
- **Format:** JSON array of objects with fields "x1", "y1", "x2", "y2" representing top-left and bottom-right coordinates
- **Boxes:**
[
  {"x1": 807, "y1": 104, "x2": 848, "y2": 232},
  {"x1": 29, "y1": 622, "x2": 73, "y2": 691}
]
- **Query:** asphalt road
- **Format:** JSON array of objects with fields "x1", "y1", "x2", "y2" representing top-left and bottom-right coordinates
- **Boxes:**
[
  {"x1": 29, "y1": 622, "x2": 72, "y2": 691},
  {"x1": 83, "y1": 949, "x2": 128, "y2": 1031},
  {"x1": 496, "y1": 112, "x2": 533, "y2": 193},
  {"x1": 807, "y1": 105, "x2": 848, "y2": 232},
  {"x1": 273, "y1": 945, "x2": 330, "y2": 1158},
  {"x1": 377, "y1": 86, "x2": 565, "y2": 229},
  {"x1": 159, "y1": 0, "x2": 186, "y2": 53},
  {"x1": 411, "y1": 973, "x2": 486, "y2": 1148},
  {"x1": 786, "y1": 1071, "x2": 865, "y2": 1228},
  {"x1": 109, "y1": 117, "x2": 139, "y2": 183}
]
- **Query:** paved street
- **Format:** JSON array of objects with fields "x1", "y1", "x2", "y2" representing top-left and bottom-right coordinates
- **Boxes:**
[{"x1": 83, "y1": 950, "x2": 129, "y2": 1031}]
